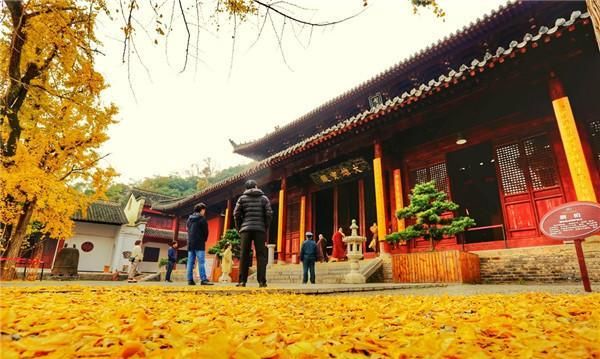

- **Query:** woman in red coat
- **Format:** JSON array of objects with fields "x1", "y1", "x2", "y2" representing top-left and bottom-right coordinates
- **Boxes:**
[{"x1": 330, "y1": 227, "x2": 346, "y2": 261}]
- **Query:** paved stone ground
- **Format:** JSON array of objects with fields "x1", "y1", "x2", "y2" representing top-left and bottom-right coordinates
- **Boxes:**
[
  {"x1": 1, "y1": 280, "x2": 597, "y2": 295},
  {"x1": 0, "y1": 281, "x2": 443, "y2": 295},
  {"x1": 327, "y1": 283, "x2": 598, "y2": 296}
]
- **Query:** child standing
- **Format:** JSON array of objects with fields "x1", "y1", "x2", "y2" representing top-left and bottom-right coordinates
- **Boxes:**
[
  {"x1": 128, "y1": 240, "x2": 143, "y2": 283},
  {"x1": 299, "y1": 232, "x2": 318, "y2": 284},
  {"x1": 165, "y1": 241, "x2": 178, "y2": 282}
]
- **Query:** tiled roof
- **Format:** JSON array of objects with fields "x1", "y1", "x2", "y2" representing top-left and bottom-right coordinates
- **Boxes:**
[
  {"x1": 130, "y1": 188, "x2": 177, "y2": 206},
  {"x1": 231, "y1": 1, "x2": 576, "y2": 159},
  {"x1": 144, "y1": 227, "x2": 188, "y2": 241},
  {"x1": 72, "y1": 201, "x2": 128, "y2": 225},
  {"x1": 153, "y1": 7, "x2": 591, "y2": 213}
]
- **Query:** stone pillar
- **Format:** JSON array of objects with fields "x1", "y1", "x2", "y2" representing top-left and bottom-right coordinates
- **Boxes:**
[
  {"x1": 267, "y1": 244, "x2": 276, "y2": 267},
  {"x1": 276, "y1": 177, "x2": 287, "y2": 262},
  {"x1": 373, "y1": 142, "x2": 389, "y2": 255},
  {"x1": 549, "y1": 73, "x2": 597, "y2": 203}
]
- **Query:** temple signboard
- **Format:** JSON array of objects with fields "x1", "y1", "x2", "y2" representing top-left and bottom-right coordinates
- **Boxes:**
[
  {"x1": 310, "y1": 158, "x2": 371, "y2": 185},
  {"x1": 539, "y1": 201, "x2": 600, "y2": 240},
  {"x1": 539, "y1": 201, "x2": 600, "y2": 293}
]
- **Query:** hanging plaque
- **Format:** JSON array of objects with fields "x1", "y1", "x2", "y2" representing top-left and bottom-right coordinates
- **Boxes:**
[{"x1": 310, "y1": 158, "x2": 371, "y2": 185}]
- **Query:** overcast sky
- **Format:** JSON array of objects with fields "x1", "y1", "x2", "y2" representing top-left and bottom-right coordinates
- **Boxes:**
[{"x1": 96, "y1": 0, "x2": 509, "y2": 183}]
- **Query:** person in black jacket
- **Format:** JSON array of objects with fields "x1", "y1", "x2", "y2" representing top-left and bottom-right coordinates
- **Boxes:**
[
  {"x1": 165, "y1": 241, "x2": 178, "y2": 283},
  {"x1": 186, "y1": 203, "x2": 213, "y2": 286},
  {"x1": 300, "y1": 232, "x2": 318, "y2": 284},
  {"x1": 233, "y1": 180, "x2": 273, "y2": 287}
]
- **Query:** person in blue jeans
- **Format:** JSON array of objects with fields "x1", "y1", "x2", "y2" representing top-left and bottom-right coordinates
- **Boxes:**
[
  {"x1": 299, "y1": 232, "x2": 318, "y2": 284},
  {"x1": 186, "y1": 203, "x2": 213, "y2": 286},
  {"x1": 165, "y1": 241, "x2": 178, "y2": 282}
]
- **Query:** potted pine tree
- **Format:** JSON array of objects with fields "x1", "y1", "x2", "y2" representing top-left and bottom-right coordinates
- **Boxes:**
[{"x1": 386, "y1": 181, "x2": 475, "y2": 251}]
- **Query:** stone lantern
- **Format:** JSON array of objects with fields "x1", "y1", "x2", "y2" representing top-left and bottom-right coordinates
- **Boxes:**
[{"x1": 343, "y1": 219, "x2": 367, "y2": 284}]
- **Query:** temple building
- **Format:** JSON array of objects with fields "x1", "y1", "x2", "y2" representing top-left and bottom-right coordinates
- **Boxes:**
[{"x1": 154, "y1": 2, "x2": 599, "y2": 271}]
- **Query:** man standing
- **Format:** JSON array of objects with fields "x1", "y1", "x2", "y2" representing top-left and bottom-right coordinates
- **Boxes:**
[
  {"x1": 165, "y1": 241, "x2": 177, "y2": 283},
  {"x1": 233, "y1": 180, "x2": 273, "y2": 287},
  {"x1": 300, "y1": 232, "x2": 318, "y2": 284},
  {"x1": 186, "y1": 203, "x2": 213, "y2": 286}
]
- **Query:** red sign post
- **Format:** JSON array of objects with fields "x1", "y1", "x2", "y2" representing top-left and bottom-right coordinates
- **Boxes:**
[{"x1": 539, "y1": 201, "x2": 600, "y2": 292}]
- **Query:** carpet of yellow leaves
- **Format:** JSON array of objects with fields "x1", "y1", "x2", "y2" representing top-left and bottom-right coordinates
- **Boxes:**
[{"x1": 1, "y1": 286, "x2": 599, "y2": 358}]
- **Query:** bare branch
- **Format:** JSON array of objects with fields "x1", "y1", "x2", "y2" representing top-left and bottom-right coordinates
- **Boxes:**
[
  {"x1": 177, "y1": 0, "x2": 191, "y2": 72},
  {"x1": 268, "y1": 11, "x2": 293, "y2": 71},
  {"x1": 253, "y1": 0, "x2": 365, "y2": 27}
]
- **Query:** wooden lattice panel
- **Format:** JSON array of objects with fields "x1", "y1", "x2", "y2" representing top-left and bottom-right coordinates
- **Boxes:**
[
  {"x1": 410, "y1": 162, "x2": 449, "y2": 194},
  {"x1": 524, "y1": 135, "x2": 559, "y2": 190},
  {"x1": 496, "y1": 143, "x2": 528, "y2": 195}
]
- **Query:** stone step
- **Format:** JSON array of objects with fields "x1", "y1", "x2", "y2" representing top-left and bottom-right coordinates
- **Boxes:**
[{"x1": 249, "y1": 258, "x2": 384, "y2": 283}]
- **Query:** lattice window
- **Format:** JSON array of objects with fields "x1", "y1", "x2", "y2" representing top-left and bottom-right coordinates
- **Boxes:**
[
  {"x1": 496, "y1": 143, "x2": 528, "y2": 195},
  {"x1": 590, "y1": 120, "x2": 600, "y2": 164},
  {"x1": 410, "y1": 162, "x2": 449, "y2": 194},
  {"x1": 430, "y1": 162, "x2": 449, "y2": 194},
  {"x1": 524, "y1": 135, "x2": 559, "y2": 190}
]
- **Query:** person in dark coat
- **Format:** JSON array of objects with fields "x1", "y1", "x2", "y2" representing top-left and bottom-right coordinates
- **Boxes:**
[
  {"x1": 186, "y1": 203, "x2": 213, "y2": 285},
  {"x1": 300, "y1": 232, "x2": 318, "y2": 284},
  {"x1": 316, "y1": 234, "x2": 328, "y2": 263},
  {"x1": 165, "y1": 241, "x2": 177, "y2": 283},
  {"x1": 233, "y1": 180, "x2": 273, "y2": 287}
]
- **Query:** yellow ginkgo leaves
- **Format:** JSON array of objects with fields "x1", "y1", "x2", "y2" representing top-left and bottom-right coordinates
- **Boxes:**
[{"x1": 1, "y1": 286, "x2": 599, "y2": 358}]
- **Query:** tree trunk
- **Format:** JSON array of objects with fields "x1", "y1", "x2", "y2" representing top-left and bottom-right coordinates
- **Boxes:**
[
  {"x1": 587, "y1": 0, "x2": 600, "y2": 52},
  {"x1": 0, "y1": 200, "x2": 35, "y2": 280}
]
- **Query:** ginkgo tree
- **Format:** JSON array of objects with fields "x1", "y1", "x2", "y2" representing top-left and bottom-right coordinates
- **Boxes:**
[{"x1": 0, "y1": 0, "x2": 116, "y2": 279}]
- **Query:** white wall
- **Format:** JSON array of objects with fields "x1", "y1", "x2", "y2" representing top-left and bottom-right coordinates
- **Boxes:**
[
  {"x1": 111, "y1": 224, "x2": 145, "y2": 272},
  {"x1": 67, "y1": 222, "x2": 119, "y2": 272},
  {"x1": 138, "y1": 242, "x2": 169, "y2": 273}
]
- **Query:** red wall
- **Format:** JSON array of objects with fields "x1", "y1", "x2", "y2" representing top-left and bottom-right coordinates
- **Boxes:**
[{"x1": 206, "y1": 216, "x2": 223, "y2": 249}]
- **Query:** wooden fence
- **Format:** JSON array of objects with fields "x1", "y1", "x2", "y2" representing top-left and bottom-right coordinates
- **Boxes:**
[{"x1": 391, "y1": 250, "x2": 480, "y2": 283}]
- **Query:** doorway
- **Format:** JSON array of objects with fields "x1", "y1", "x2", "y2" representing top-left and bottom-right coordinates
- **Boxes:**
[
  {"x1": 337, "y1": 181, "x2": 359, "y2": 235},
  {"x1": 313, "y1": 188, "x2": 334, "y2": 254},
  {"x1": 447, "y1": 142, "x2": 504, "y2": 243}
]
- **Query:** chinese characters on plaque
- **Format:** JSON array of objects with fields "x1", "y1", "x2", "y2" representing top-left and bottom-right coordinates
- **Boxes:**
[{"x1": 310, "y1": 158, "x2": 371, "y2": 185}]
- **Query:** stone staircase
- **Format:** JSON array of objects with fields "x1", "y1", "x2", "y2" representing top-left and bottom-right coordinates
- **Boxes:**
[{"x1": 247, "y1": 257, "x2": 384, "y2": 284}]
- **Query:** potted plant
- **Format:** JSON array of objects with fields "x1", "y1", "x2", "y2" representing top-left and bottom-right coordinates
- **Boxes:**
[
  {"x1": 386, "y1": 181, "x2": 475, "y2": 251},
  {"x1": 158, "y1": 258, "x2": 168, "y2": 270}
]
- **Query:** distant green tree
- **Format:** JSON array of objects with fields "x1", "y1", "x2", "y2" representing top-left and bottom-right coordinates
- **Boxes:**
[
  {"x1": 135, "y1": 176, "x2": 199, "y2": 197},
  {"x1": 105, "y1": 183, "x2": 130, "y2": 204},
  {"x1": 386, "y1": 181, "x2": 475, "y2": 251},
  {"x1": 210, "y1": 163, "x2": 255, "y2": 184}
]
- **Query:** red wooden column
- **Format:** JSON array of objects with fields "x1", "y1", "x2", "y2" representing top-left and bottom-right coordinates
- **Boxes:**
[
  {"x1": 172, "y1": 216, "x2": 180, "y2": 243},
  {"x1": 333, "y1": 185, "x2": 339, "y2": 233},
  {"x1": 306, "y1": 192, "x2": 313, "y2": 234},
  {"x1": 358, "y1": 179, "x2": 366, "y2": 237},
  {"x1": 276, "y1": 177, "x2": 287, "y2": 262},
  {"x1": 222, "y1": 199, "x2": 232, "y2": 235}
]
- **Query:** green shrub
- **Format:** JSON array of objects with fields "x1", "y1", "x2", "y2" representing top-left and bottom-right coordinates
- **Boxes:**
[{"x1": 386, "y1": 181, "x2": 475, "y2": 251}]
